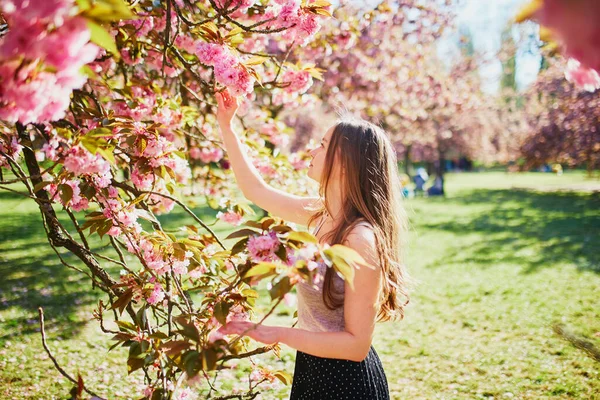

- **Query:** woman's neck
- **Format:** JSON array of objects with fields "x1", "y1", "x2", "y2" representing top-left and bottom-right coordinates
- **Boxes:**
[{"x1": 324, "y1": 183, "x2": 345, "y2": 223}]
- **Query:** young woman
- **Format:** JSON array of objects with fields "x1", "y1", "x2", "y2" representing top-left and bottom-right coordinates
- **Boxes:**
[{"x1": 215, "y1": 90, "x2": 410, "y2": 399}]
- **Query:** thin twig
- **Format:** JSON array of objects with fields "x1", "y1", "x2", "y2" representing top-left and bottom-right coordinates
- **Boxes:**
[
  {"x1": 65, "y1": 208, "x2": 90, "y2": 249},
  {"x1": 38, "y1": 307, "x2": 107, "y2": 400},
  {"x1": 112, "y1": 180, "x2": 226, "y2": 250}
]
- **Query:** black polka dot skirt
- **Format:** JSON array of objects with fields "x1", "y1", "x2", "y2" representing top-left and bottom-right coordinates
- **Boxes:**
[{"x1": 289, "y1": 346, "x2": 390, "y2": 399}]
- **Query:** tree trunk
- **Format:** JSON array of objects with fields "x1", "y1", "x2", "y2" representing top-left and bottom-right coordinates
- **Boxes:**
[
  {"x1": 16, "y1": 123, "x2": 127, "y2": 311},
  {"x1": 436, "y1": 148, "x2": 446, "y2": 195},
  {"x1": 404, "y1": 144, "x2": 412, "y2": 176}
]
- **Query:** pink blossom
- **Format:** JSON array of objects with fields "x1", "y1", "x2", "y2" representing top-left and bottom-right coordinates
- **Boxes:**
[
  {"x1": 147, "y1": 283, "x2": 165, "y2": 305},
  {"x1": 0, "y1": 135, "x2": 23, "y2": 167},
  {"x1": 175, "y1": 388, "x2": 196, "y2": 400},
  {"x1": 41, "y1": 139, "x2": 60, "y2": 161},
  {"x1": 189, "y1": 262, "x2": 208, "y2": 279},
  {"x1": 226, "y1": 305, "x2": 249, "y2": 323},
  {"x1": 0, "y1": 7, "x2": 99, "y2": 124},
  {"x1": 565, "y1": 58, "x2": 600, "y2": 92},
  {"x1": 148, "y1": 192, "x2": 176, "y2": 214},
  {"x1": 63, "y1": 146, "x2": 112, "y2": 180},
  {"x1": 189, "y1": 147, "x2": 201, "y2": 159},
  {"x1": 208, "y1": 329, "x2": 226, "y2": 343},
  {"x1": 0, "y1": 61, "x2": 88, "y2": 123},
  {"x1": 282, "y1": 70, "x2": 313, "y2": 94},
  {"x1": 279, "y1": 0, "x2": 301, "y2": 25},
  {"x1": 1, "y1": 0, "x2": 72, "y2": 27},
  {"x1": 195, "y1": 42, "x2": 228, "y2": 66},
  {"x1": 247, "y1": 231, "x2": 280, "y2": 262},
  {"x1": 215, "y1": 0, "x2": 255, "y2": 13},
  {"x1": 307, "y1": 260, "x2": 319, "y2": 271},
  {"x1": 214, "y1": 62, "x2": 255, "y2": 96},
  {"x1": 143, "y1": 385, "x2": 155, "y2": 398},
  {"x1": 131, "y1": 167, "x2": 155, "y2": 190},
  {"x1": 217, "y1": 211, "x2": 244, "y2": 226},
  {"x1": 40, "y1": 18, "x2": 99, "y2": 71},
  {"x1": 191, "y1": 146, "x2": 224, "y2": 164},
  {"x1": 172, "y1": 256, "x2": 191, "y2": 275},
  {"x1": 46, "y1": 179, "x2": 90, "y2": 211},
  {"x1": 255, "y1": 161, "x2": 277, "y2": 178},
  {"x1": 289, "y1": 153, "x2": 310, "y2": 170},
  {"x1": 283, "y1": 292, "x2": 297, "y2": 307}
]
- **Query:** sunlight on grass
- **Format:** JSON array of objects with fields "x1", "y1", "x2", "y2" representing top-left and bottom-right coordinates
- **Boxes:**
[{"x1": 1, "y1": 171, "x2": 599, "y2": 399}]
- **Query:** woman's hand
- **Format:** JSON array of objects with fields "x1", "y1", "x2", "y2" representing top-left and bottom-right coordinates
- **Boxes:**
[
  {"x1": 218, "y1": 321, "x2": 282, "y2": 346},
  {"x1": 215, "y1": 89, "x2": 239, "y2": 127}
]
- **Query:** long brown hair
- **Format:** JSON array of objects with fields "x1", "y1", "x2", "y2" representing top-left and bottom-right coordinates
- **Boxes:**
[{"x1": 307, "y1": 116, "x2": 410, "y2": 321}]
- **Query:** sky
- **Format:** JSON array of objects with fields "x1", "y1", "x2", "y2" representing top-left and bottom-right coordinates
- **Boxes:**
[{"x1": 450, "y1": 0, "x2": 541, "y2": 93}]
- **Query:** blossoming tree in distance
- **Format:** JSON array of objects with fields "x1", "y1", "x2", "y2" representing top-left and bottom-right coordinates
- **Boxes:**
[
  {"x1": 516, "y1": 0, "x2": 600, "y2": 173},
  {"x1": 302, "y1": 1, "x2": 513, "y2": 188},
  {"x1": 0, "y1": 0, "x2": 371, "y2": 398}
]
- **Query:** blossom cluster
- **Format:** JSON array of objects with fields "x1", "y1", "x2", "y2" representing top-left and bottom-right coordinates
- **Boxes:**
[{"x1": 0, "y1": 0, "x2": 99, "y2": 123}]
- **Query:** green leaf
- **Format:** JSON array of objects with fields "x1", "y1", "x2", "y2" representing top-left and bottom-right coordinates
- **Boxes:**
[
  {"x1": 225, "y1": 229, "x2": 259, "y2": 240},
  {"x1": 245, "y1": 220, "x2": 264, "y2": 229},
  {"x1": 97, "y1": 146, "x2": 116, "y2": 164},
  {"x1": 82, "y1": 0, "x2": 134, "y2": 21},
  {"x1": 325, "y1": 244, "x2": 371, "y2": 268},
  {"x1": 331, "y1": 257, "x2": 354, "y2": 290},
  {"x1": 274, "y1": 370, "x2": 293, "y2": 385},
  {"x1": 127, "y1": 355, "x2": 145, "y2": 374},
  {"x1": 275, "y1": 244, "x2": 287, "y2": 261},
  {"x1": 159, "y1": 340, "x2": 191, "y2": 356},
  {"x1": 183, "y1": 350, "x2": 201, "y2": 377},
  {"x1": 287, "y1": 231, "x2": 318, "y2": 244},
  {"x1": 244, "y1": 262, "x2": 278, "y2": 278},
  {"x1": 213, "y1": 301, "x2": 230, "y2": 326},
  {"x1": 243, "y1": 56, "x2": 268, "y2": 66},
  {"x1": 322, "y1": 244, "x2": 373, "y2": 291},
  {"x1": 269, "y1": 276, "x2": 292, "y2": 301},
  {"x1": 33, "y1": 180, "x2": 54, "y2": 193},
  {"x1": 202, "y1": 348, "x2": 218, "y2": 371},
  {"x1": 58, "y1": 184, "x2": 73, "y2": 207},
  {"x1": 272, "y1": 224, "x2": 293, "y2": 233},
  {"x1": 261, "y1": 218, "x2": 275, "y2": 230},
  {"x1": 111, "y1": 288, "x2": 133, "y2": 315},
  {"x1": 230, "y1": 237, "x2": 249, "y2": 256},
  {"x1": 175, "y1": 319, "x2": 200, "y2": 342},
  {"x1": 96, "y1": 219, "x2": 114, "y2": 239},
  {"x1": 116, "y1": 320, "x2": 137, "y2": 332},
  {"x1": 87, "y1": 20, "x2": 118, "y2": 55},
  {"x1": 241, "y1": 288, "x2": 259, "y2": 298}
]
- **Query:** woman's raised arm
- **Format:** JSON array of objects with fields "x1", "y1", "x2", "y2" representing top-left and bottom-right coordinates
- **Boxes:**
[{"x1": 215, "y1": 91, "x2": 319, "y2": 227}]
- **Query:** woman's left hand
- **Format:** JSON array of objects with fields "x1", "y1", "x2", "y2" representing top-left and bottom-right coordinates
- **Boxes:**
[{"x1": 218, "y1": 321, "x2": 282, "y2": 346}]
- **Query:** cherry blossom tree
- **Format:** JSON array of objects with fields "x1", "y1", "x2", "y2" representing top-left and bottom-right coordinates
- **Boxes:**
[
  {"x1": 514, "y1": 0, "x2": 600, "y2": 173},
  {"x1": 521, "y1": 59, "x2": 600, "y2": 173},
  {"x1": 0, "y1": 1, "x2": 371, "y2": 399},
  {"x1": 297, "y1": 1, "x2": 511, "y2": 189}
]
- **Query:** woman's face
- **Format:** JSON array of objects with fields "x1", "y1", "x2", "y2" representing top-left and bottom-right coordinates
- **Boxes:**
[{"x1": 307, "y1": 126, "x2": 335, "y2": 183}]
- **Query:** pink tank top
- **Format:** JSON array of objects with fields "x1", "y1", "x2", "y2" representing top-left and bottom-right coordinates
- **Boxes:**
[{"x1": 296, "y1": 214, "x2": 346, "y2": 332}]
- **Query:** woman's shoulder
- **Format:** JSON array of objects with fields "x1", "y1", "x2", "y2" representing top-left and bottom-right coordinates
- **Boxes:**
[{"x1": 343, "y1": 218, "x2": 376, "y2": 246}]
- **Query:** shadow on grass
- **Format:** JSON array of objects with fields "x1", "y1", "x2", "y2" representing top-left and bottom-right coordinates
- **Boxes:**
[
  {"x1": 0, "y1": 190, "x2": 241, "y2": 342},
  {"x1": 0, "y1": 192, "x2": 110, "y2": 341},
  {"x1": 0, "y1": 241, "x2": 102, "y2": 341},
  {"x1": 421, "y1": 189, "x2": 600, "y2": 274}
]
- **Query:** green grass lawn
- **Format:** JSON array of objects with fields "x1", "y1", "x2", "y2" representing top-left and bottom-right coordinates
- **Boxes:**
[{"x1": 1, "y1": 171, "x2": 599, "y2": 399}]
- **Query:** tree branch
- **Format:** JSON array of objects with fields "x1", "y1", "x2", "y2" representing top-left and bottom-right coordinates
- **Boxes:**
[{"x1": 38, "y1": 307, "x2": 107, "y2": 400}]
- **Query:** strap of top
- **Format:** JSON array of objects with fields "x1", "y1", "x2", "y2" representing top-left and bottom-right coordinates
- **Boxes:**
[{"x1": 312, "y1": 212, "x2": 328, "y2": 236}]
